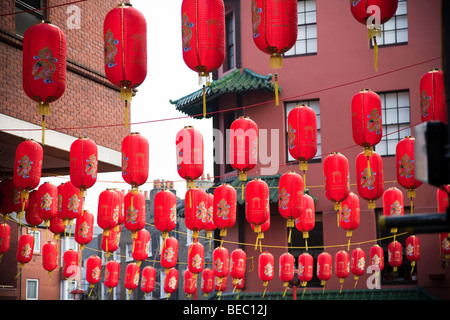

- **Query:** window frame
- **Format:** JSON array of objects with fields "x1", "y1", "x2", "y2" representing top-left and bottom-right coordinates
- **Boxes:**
[
  {"x1": 26, "y1": 279, "x2": 39, "y2": 300},
  {"x1": 15, "y1": 0, "x2": 47, "y2": 37},
  {"x1": 371, "y1": 0, "x2": 408, "y2": 48}
]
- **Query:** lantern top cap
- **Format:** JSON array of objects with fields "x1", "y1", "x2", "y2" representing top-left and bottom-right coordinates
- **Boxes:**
[
  {"x1": 238, "y1": 116, "x2": 250, "y2": 119},
  {"x1": 360, "y1": 89, "x2": 372, "y2": 92},
  {"x1": 131, "y1": 132, "x2": 141, "y2": 135},
  {"x1": 118, "y1": 3, "x2": 133, "y2": 7},
  {"x1": 296, "y1": 104, "x2": 308, "y2": 107},
  {"x1": 429, "y1": 68, "x2": 441, "y2": 72},
  {"x1": 184, "y1": 125, "x2": 193, "y2": 129}
]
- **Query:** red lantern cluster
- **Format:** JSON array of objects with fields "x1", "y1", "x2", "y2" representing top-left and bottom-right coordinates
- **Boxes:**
[
  {"x1": 213, "y1": 183, "x2": 237, "y2": 240},
  {"x1": 176, "y1": 126, "x2": 204, "y2": 188},
  {"x1": 420, "y1": 69, "x2": 447, "y2": 123}
]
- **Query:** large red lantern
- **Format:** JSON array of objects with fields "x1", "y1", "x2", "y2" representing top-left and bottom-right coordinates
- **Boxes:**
[
  {"x1": 350, "y1": 0, "x2": 398, "y2": 70},
  {"x1": 396, "y1": 136, "x2": 422, "y2": 211},
  {"x1": 38, "y1": 182, "x2": 58, "y2": 227},
  {"x1": 16, "y1": 233, "x2": 34, "y2": 272},
  {"x1": 383, "y1": 187, "x2": 404, "y2": 234},
  {"x1": 317, "y1": 252, "x2": 332, "y2": 290},
  {"x1": 42, "y1": 241, "x2": 58, "y2": 276},
  {"x1": 176, "y1": 126, "x2": 204, "y2": 188},
  {"x1": 141, "y1": 266, "x2": 156, "y2": 296},
  {"x1": 420, "y1": 69, "x2": 447, "y2": 123},
  {"x1": 201, "y1": 268, "x2": 214, "y2": 297},
  {"x1": 356, "y1": 151, "x2": 384, "y2": 209},
  {"x1": 278, "y1": 171, "x2": 303, "y2": 243},
  {"x1": 163, "y1": 267, "x2": 179, "y2": 299},
  {"x1": 295, "y1": 193, "x2": 315, "y2": 249},
  {"x1": 104, "y1": 260, "x2": 121, "y2": 293},
  {"x1": 298, "y1": 252, "x2": 314, "y2": 290},
  {"x1": 279, "y1": 252, "x2": 294, "y2": 297},
  {"x1": 370, "y1": 244, "x2": 385, "y2": 272},
  {"x1": 351, "y1": 247, "x2": 366, "y2": 287},
  {"x1": 62, "y1": 249, "x2": 78, "y2": 279},
  {"x1": 70, "y1": 137, "x2": 98, "y2": 198},
  {"x1": 258, "y1": 251, "x2": 274, "y2": 298},
  {"x1": 161, "y1": 236, "x2": 179, "y2": 272},
  {"x1": 183, "y1": 269, "x2": 197, "y2": 298},
  {"x1": 104, "y1": 3, "x2": 147, "y2": 127},
  {"x1": 132, "y1": 228, "x2": 150, "y2": 266},
  {"x1": 335, "y1": 250, "x2": 350, "y2": 293},
  {"x1": 230, "y1": 248, "x2": 246, "y2": 289},
  {"x1": 213, "y1": 184, "x2": 236, "y2": 240},
  {"x1": 287, "y1": 104, "x2": 318, "y2": 173},
  {"x1": 181, "y1": 0, "x2": 225, "y2": 116},
  {"x1": 13, "y1": 139, "x2": 43, "y2": 219},
  {"x1": 213, "y1": 246, "x2": 229, "y2": 287},
  {"x1": 185, "y1": 187, "x2": 207, "y2": 241},
  {"x1": 252, "y1": 0, "x2": 297, "y2": 104},
  {"x1": 406, "y1": 235, "x2": 420, "y2": 271},
  {"x1": 122, "y1": 132, "x2": 149, "y2": 190},
  {"x1": 86, "y1": 255, "x2": 102, "y2": 293},
  {"x1": 388, "y1": 240, "x2": 403, "y2": 272},
  {"x1": 245, "y1": 179, "x2": 270, "y2": 241},
  {"x1": 97, "y1": 189, "x2": 121, "y2": 251},
  {"x1": 124, "y1": 190, "x2": 146, "y2": 240},
  {"x1": 22, "y1": 21, "x2": 66, "y2": 143},
  {"x1": 204, "y1": 193, "x2": 216, "y2": 240},
  {"x1": 124, "y1": 262, "x2": 140, "y2": 296},
  {"x1": 229, "y1": 116, "x2": 259, "y2": 182},
  {"x1": 75, "y1": 210, "x2": 94, "y2": 255},
  {"x1": 25, "y1": 190, "x2": 43, "y2": 230},
  {"x1": 340, "y1": 192, "x2": 360, "y2": 250},
  {"x1": 57, "y1": 181, "x2": 83, "y2": 225},
  {"x1": 154, "y1": 189, "x2": 177, "y2": 239},
  {"x1": 188, "y1": 242, "x2": 205, "y2": 278},
  {"x1": 0, "y1": 223, "x2": 11, "y2": 262}
]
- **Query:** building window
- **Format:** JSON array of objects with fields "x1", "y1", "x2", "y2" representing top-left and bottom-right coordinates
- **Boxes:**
[
  {"x1": 224, "y1": 12, "x2": 235, "y2": 71},
  {"x1": 285, "y1": 99, "x2": 321, "y2": 162},
  {"x1": 375, "y1": 90, "x2": 411, "y2": 156},
  {"x1": 15, "y1": 0, "x2": 46, "y2": 37},
  {"x1": 29, "y1": 230, "x2": 40, "y2": 253},
  {"x1": 26, "y1": 279, "x2": 39, "y2": 300},
  {"x1": 285, "y1": 0, "x2": 317, "y2": 56},
  {"x1": 372, "y1": 0, "x2": 408, "y2": 47}
]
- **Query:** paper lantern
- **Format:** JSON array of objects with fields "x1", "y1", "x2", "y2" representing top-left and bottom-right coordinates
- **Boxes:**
[
  {"x1": 13, "y1": 139, "x2": 43, "y2": 219},
  {"x1": 351, "y1": 248, "x2": 366, "y2": 287},
  {"x1": 278, "y1": 171, "x2": 303, "y2": 243},
  {"x1": 163, "y1": 267, "x2": 179, "y2": 299},
  {"x1": 356, "y1": 151, "x2": 384, "y2": 209},
  {"x1": 49, "y1": 215, "x2": 65, "y2": 238},
  {"x1": 104, "y1": 3, "x2": 147, "y2": 127},
  {"x1": 122, "y1": 132, "x2": 149, "y2": 189},
  {"x1": 214, "y1": 274, "x2": 228, "y2": 296},
  {"x1": 287, "y1": 104, "x2": 318, "y2": 172},
  {"x1": 298, "y1": 252, "x2": 314, "y2": 289},
  {"x1": 383, "y1": 187, "x2": 404, "y2": 234},
  {"x1": 406, "y1": 235, "x2": 420, "y2": 271},
  {"x1": 185, "y1": 187, "x2": 207, "y2": 241},
  {"x1": 251, "y1": 213, "x2": 270, "y2": 251},
  {"x1": 317, "y1": 252, "x2": 332, "y2": 289},
  {"x1": 104, "y1": 260, "x2": 121, "y2": 292},
  {"x1": 440, "y1": 233, "x2": 450, "y2": 260},
  {"x1": 229, "y1": 116, "x2": 259, "y2": 181},
  {"x1": 201, "y1": 268, "x2": 214, "y2": 297},
  {"x1": 124, "y1": 190, "x2": 146, "y2": 239},
  {"x1": 204, "y1": 193, "x2": 216, "y2": 240},
  {"x1": 245, "y1": 179, "x2": 270, "y2": 241},
  {"x1": 132, "y1": 228, "x2": 150, "y2": 266},
  {"x1": 183, "y1": 269, "x2": 197, "y2": 298},
  {"x1": 437, "y1": 185, "x2": 450, "y2": 213},
  {"x1": 3, "y1": 179, "x2": 26, "y2": 219},
  {"x1": 124, "y1": 262, "x2": 140, "y2": 296},
  {"x1": 57, "y1": 181, "x2": 82, "y2": 225},
  {"x1": 62, "y1": 249, "x2": 78, "y2": 279},
  {"x1": 188, "y1": 242, "x2": 205, "y2": 278},
  {"x1": 97, "y1": 189, "x2": 121, "y2": 250},
  {"x1": 114, "y1": 189, "x2": 125, "y2": 228},
  {"x1": 213, "y1": 246, "x2": 229, "y2": 296},
  {"x1": 251, "y1": 0, "x2": 297, "y2": 104},
  {"x1": 234, "y1": 277, "x2": 245, "y2": 296},
  {"x1": 86, "y1": 255, "x2": 102, "y2": 292},
  {"x1": 16, "y1": 234, "x2": 34, "y2": 272},
  {"x1": 70, "y1": 137, "x2": 98, "y2": 197},
  {"x1": 370, "y1": 244, "x2": 385, "y2": 271},
  {"x1": 101, "y1": 225, "x2": 120, "y2": 256},
  {"x1": 420, "y1": 69, "x2": 447, "y2": 123},
  {"x1": 75, "y1": 210, "x2": 94, "y2": 254},
  {"x1": 176, "y1": 126, "x2": 204, "y2": 188},
  {"x1": 141, "y1": 266, "x2": 156, "y2": 295},
  {"x1": 340, "y1": 192, "x2": 360, "y2": 249},
  {"x1": 258, "y1": 251, "x2": 274, "y2": 297},
  {"x1": 42, "y1": 241, "x2": 57, "y2": 275},
  {"x1": 38, "y1": 182, "x2": 58, "y2": 227},
  {"x1": 335, "y1": 250, "x2": 350, "y2": 292},
  {"x1": 22, "y1": 21, "x2": 66, "y2": 143},
  {"x1": 279, "y1": 252, "x2": 295, "y2": 297},
  {"x1": 161, "y1": 236, "x2": 179, "y2": 272},
  {"x1": 213, "y1": 183, "x2": 236, "y2": 239},
  {"x1": 230, "y1": 248, "x2": 247, "y2": 289},
  {"x1": 154, "y1": 189, "x2": 177, "y2": 239},
  {"x1": 0, "y1": 223, "x2": 11, "y2": 262},
  {"x1": 181, "y1": 0, "x2": 225, "y2": 116},
  {"x1": 25, "y1": 190, "x2": 43, "y2": 230},
  {"x1": 388, "y1": 240, "x2": 403, "y2": 272},
  {"x1": 295, "y1": 193, "x2": 315, "y2": 249}
]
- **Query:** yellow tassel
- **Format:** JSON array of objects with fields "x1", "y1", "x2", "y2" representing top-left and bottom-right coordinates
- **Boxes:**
[
  {"x1": 274, "y1": 74, "x2": 279, "y2": 106},
  {"x1": 202, "y1": 85, "x2": 206, "y2": 117},
  {"x1": 125, "y1": 101, "x2": 129, "y2": 129},
  {"x1": 368, "y1": 28, "x2": 381, "y2": 71},
  {"x1": 41, "y1": 116, "x2": 46, "y2": 145}
]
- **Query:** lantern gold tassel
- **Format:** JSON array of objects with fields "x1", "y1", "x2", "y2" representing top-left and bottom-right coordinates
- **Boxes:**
[
  {"x1": 38, "y1": 102, "x2": 50, "y2": 145},
  {"x1": 202, "y1": 85, "x2": 206, "y2": 118},
  {"x1": 274, "y1": 74, "x2": 279, "y2": 106},
  {"x1": 120, "y1": 87, "x2": 133, "y2": 128},
  {"x1": 368, "y1": 26, "x2": 381, "y2": 72}
]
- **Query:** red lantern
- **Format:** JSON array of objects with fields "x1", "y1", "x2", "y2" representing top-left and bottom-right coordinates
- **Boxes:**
[
  {"x1": 201, "y1": 268, "x2": 214, "y2": 297},
  {"x1": 295, "y1": 194, "x2": 315, "y2": 248},
  {"x1": 252, "y1": 0, "x2": 297, "y2": 104},
  {"x1": 183, "y1": 269, "x2": 197, "y2": 298},
  {"x1": 62, "y1": 249, "x2": 78, "y2": 279},
  {"x1": 22, "y1": 22, "x2": 66, "y2": 143},
  {"x1": 258, "y1": 251, "x2": 274, "y2": 297},
  {"x1": 340, "y1": 192, "x2": 360, "y2": 249},
  {"x1": 181, "y1": 0, "x2": 225, "y2": 116},
  {"x1": 215, "y1": 274, "x2": 228, "y2": 296},
  {"x1": 388, "y1": 240, "x2": 403, "y2": 272},
  {"x1": 204, "y1": 193, "x2": 216, "y2": 239},
  {"x1": 437, "y1": 185, "x2": 450, "y2": 213},
  {"x1": 335, "y1": 250, "x2": 350, "y2": 292},
  {"x1": 230, "y1": 248, "x2": 247, "y2": 281},
  {"x1": 114, "y1": 189, "x2": 125, "y2": 228},
  {"x1": 75, "y1": 210, "x2": 94, "y2": 254},
  {"x1": 176, "y1": 126, "x2": 204, "y2": 188},
  {"x1": 279, "y1": 252, "x2": 295, "y2": 296},
  {"x1": 16, "y1": 234, "x2": 34, "y2": 270},
  {"x1": 154, "y1": 189, "x2": 177, "y2": 239},
  {"x1": 245, "y1": 179, "x2": 269, "y2": 240},
  {"x1": 383, "y1": 187, "x2": 404, "y2": 234},
  {"x1": 370, "y1": 244, "x2": 385, "y2": 271},
  {"x1": 132, "y1": 228, "x2": 150, "y2": 266},
  {"x1": 278, "y1": 171, "x2": 303, "y2": 242},
  {"x1": 122, "y1": 133, "x2": 149, "y2": 189},
  {"x1": 101, "y1": 225, "x2": 120, "y2": 256},
  {"x1": 396, "y1": 136, "x2": 422, "y2": 206},
  {"x1": 70, "y1": 137, "x2": 98, "y2": 198},
  {"x1": 124, "y1": 190, "x2": 146, "y2": 239},
  {"x1": 0, "y1": 223, "x2": 11, "y2": 262},
  {"x1": 188, "y1": 242, "x2": 205, "y2": 276},
  {"x1": 163, "y1": 267, "x2": 179, "y2": 299},
  {"x1": 234, "y1": 277, "x2": 245, "y2": 294},
  {"x1": 25, "y1": 190, "x2": 43, "y2": 230},
  {"x1": 42, "y1": 241, "x2": 58, "y2": 275},
  {"x1": 213, "y1": 246, "x2": 229, "y2": 292},
  {"x1": 229, "y1": 116, "x2": 259, "y2": 181},
  {"x1": 356, "y1": 151, "x2": 384, "y2": 209},
  {"x1": 406, "y1": 235, "x2": 420, "y2": 270},
  {"x1": 3, "y1": 179, "x2": 26, "y2": 219},
  {"x1": 49, "y1": 215, "x2": 65, "y2": 238},
  {"x1": 38, "y1": 182, "x2": 58, "y2": 227},
  {"x1": 317, "y1": 252, "x2": 332, "y2": 289},
  {"x1": 287, "y1": 104, "x2": 318, "y2": 172},
  {"x1": 13, "y1": 139, "x2": 43, "y2": 219},
  {"x1": 104, "y1": 260, "x2": 121, "y2": 292},
  {"x1": 86, "y1": 255, "x2": 102, "y2": 291},
  {"x1": 57, "y1": 181, "x2": 83, "y2": 224},
  {"x1": 185, "y1": 187, "x2": 207, "y2": 241},
  {"x1": 351, "y1": 248, "x2": 366, "y2": 287},
  {"x1": 161, "y1": 236, "x2": 179, "y2": 271},
  {"x1": 420, "y1": 69, "x2": 447, "y2": 123},
  {"x1": 213, "y1": 184, "x2": 236, "y2": 239},
  {"x1": 104, "y1": 3, "x2": 147, "y2": 127},
  {"x1": 440, "y1": 233, "x2": 450, "y2": 260},
  {"x1": 124, "y1": 262, "x2": 140, "y2": 295},
  {"x1": 298, "y1": 252, "x2": 314, "y2": 288},
  {"x1": 141, "y1": 266, "x2": 156, "y2": 295},
  {"x1": 97, "y1": 189, "x2": 121, "y2": 248},
  {"x1": 324, "y1": 152, "x2": 350, "y2": 224},
  {"x1": 251, "y1": 213, "x2": 270, "y2": 251}
]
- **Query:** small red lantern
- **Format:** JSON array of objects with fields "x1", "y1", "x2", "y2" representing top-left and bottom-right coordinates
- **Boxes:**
[
  {"x1": 278, "y1": 171, "x2": 303, "y2": 243},
  {"x1": 298, "y1": 252, "x2": 314, "y2": 289},
  {"x1": 287, "y1": 104, "x2": 318, "y2": 172},
  {"x1": 70, "y1": 137, "x2": 98, "y2": 198},
  {"x1": 370, "y1": 244, "x2": 385, "y2": 271},
  {"x1": 213, "y1": 183, "x2": 237, "y2": 239},
  {"x1": 440, "y1": 233, "x2": 450, "y2": 260},
  {"x1": 335, "y1": 250, "x2": 350, "y2": 293},
  {"x1": 251, "y1": 214, "x2": 270, "y2": 251},
  {"x1": 86, "y1": 255, "x2": 102, "y2": 295},
  {"x1": 13, "y1": 139, "x2": 43, "y2": 219},
  {"x1": 57, "y1": 181, "x2": 83, "y2": 225},
  {"x1": 104, "y1": 260, "x2": 121, "y2": 293},
  {"x1": 229, "y1": 116, "x2": 259, "y2": 181},
  {"x1": 42, "y1": 241, "x2": 58, "y2": 276},
  {"x1": 0, "y1": 223, "x2": 11, "y2": 262},
  {"x1": 124, "y1": 262, "x2": 140, "y2": 296},
  {"x1": 16, "y1": 233, "x2": 34, "y2": 271},
  {"x1": 38, "y1": 182, "x2": 58, "y2": 227},
  {"x1": 101, "y1": 225, "x2": 120, "y2": 256},
  {"x1": 22, "y1": 22, "x2": 66, "y2": 143},
  {"x1": 124, "y1": 190, "x2": 146, "y2": 240},
  {"x1": 252, "y1": 0, "x2": 297, "y2": 104},
  {"x1": 340, "y1": 192, "x2": 360, "y2": 250},
  {"x1": 163, "y1": 267, "x2": 179, "y2": 299},
  {"x1": 161, "y1": 236, "x2": 179, "y2": 272},
  {"x1": 258, "y1": 251, "x2": 274, "y2": 297},
  {"x1": 154, "y1": 189, "x2": 177, "y2": 239},
  {"x1": 62, "y1": 249, "x2": 78, "y2": 279},
  {"x1": 49, "y1": 215, "x2": 65, "y2": 238},
  {"x1": 97, "y1": 189, "x2": 121, "y2": 251},
  {"x1": 104, "y1": 3, "x2": 147, "y2": 127},
  {"x1": 204, "y1": 193, "x2": 216, "y2": 240},
  {"x1": 3, "y1": 179, "x2": 26, "y2": 220},
  {"x1": 188, "y1": 242, "x2": 205, "y2": 277},
  {"x1": 213, "y1": 246, "x2": 229, "y2": 289},
  {"x1": 317, "y1": 252, "x2": 332, "y2": 289},
  {"x1": 437, "y1": 185, "x2": 450, "y2": 213},
  {"x1": 201, "y1": 268, "x2": 214, "y2": 297},
  {"x1": 141, "y1": 266, "x2": 156, "y2": 296},
  {"x1": 420, "y1": 69, "x2": 447, "y2": 123},
  {"x1": 183, "y1": 269, "x2": 197, "y2": 298},
  {"x1": 383, "y1": 187, "x2": 404, "y2": 234},
  {"x1": 245, "y1": 179, "x2": 270, "y2": 240},
  {"x1": 181, "y1": 0, "x2": 225, "y2": 116},
  {"x1": 176, "y1": 126, "x2": 204, "y2": 188},
  {"x1": 279, "y1": 252, "x2": 295, "y2": 296},
  {"x1": 295, "y1": 193, "x2": 315, "y2": 249},
  {"x1": 185, "y1": 187, "x2": 207, "y2": 241},
  {"x1": 132, "y1": 228, "x2": 150, "y2": 266},
  {"x1": 230, "y1": 248, "x2": 247, "y2": 282},
  {"x1": 356, "y1": 151, "x2": 384, "y2": 209},
  {"x1": 351, "y1": 248, "x2": 366, "y2": 287},
  {"x1": 215, "y1": 274, "x2": 228, "y2": 296},
  {"x1": 406, "y1": 235, "x2": 420, "y2": 271},
  {"x1": 122, "y1": 132, "x2": 149, "y2": 189},
  {"x1": 25, "y1": 190, "x2": 43, "y2": 230},
  {"x1": 388, "y1": 240, "x2": 403, "y2": 272},
  {"x1": 75, "y1": 210, "x2": 94, "y2": 255}
]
